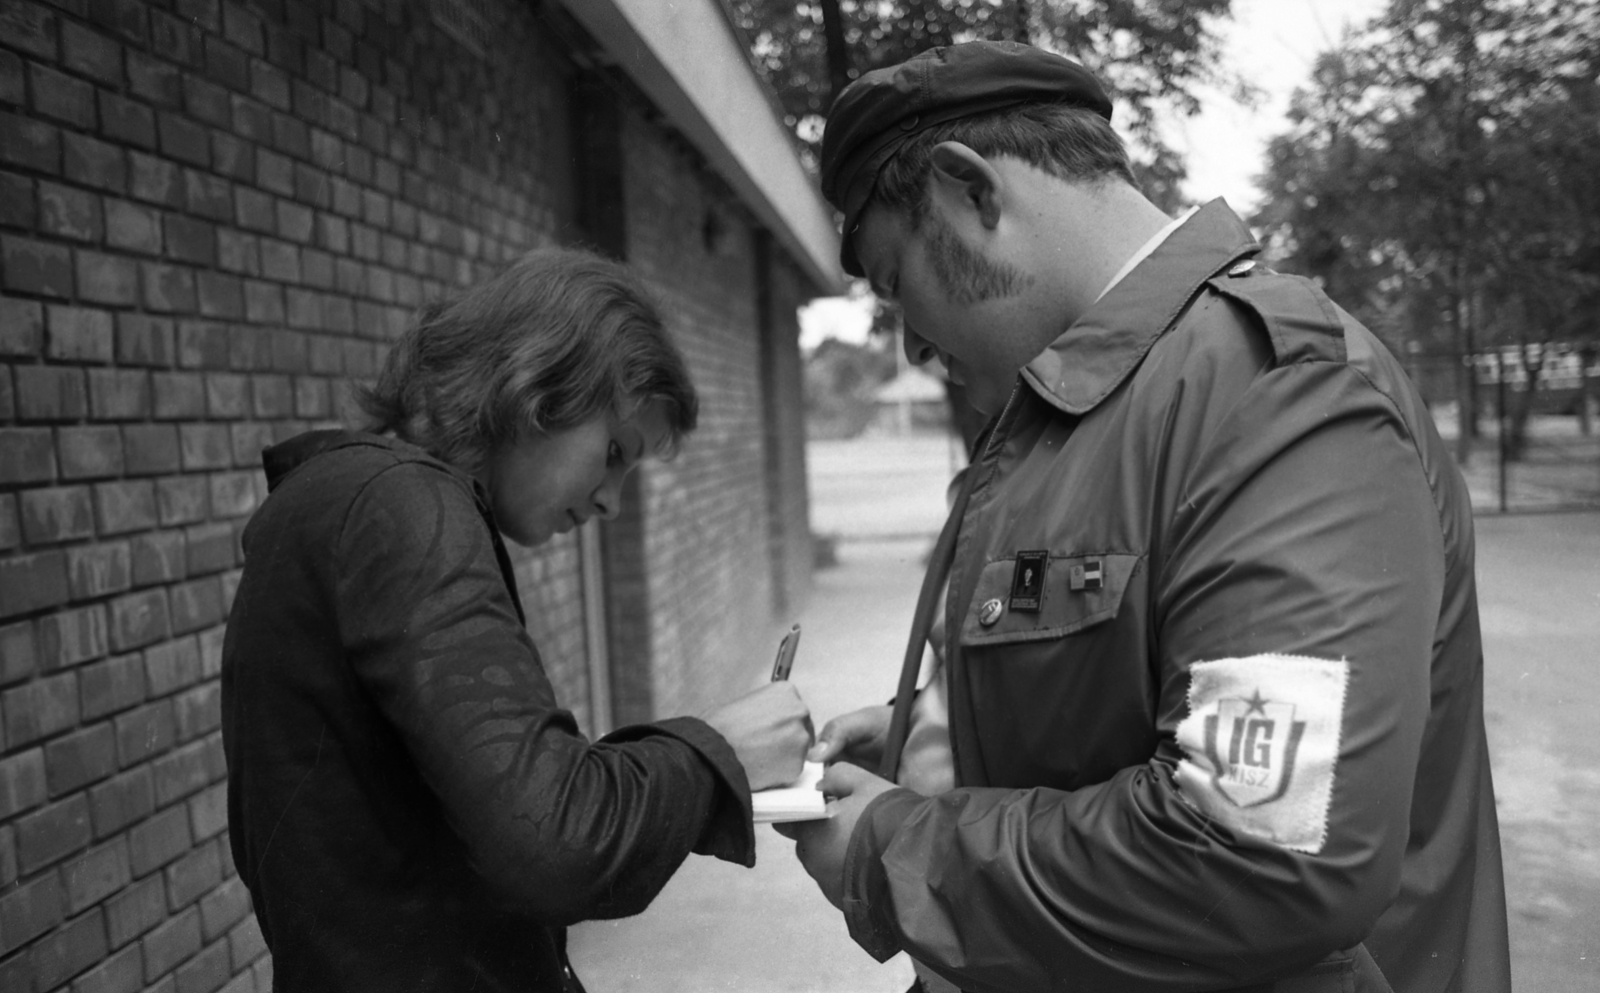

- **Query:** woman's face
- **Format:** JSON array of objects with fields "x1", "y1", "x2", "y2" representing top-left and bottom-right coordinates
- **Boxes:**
[{"x1": 480, "y1": 401, "x2": 672, "y2": 548}]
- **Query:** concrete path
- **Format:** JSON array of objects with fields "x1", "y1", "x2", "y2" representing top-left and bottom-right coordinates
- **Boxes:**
[{"x1": 567, "y1": 537, "x2": 927, "y2": 992}]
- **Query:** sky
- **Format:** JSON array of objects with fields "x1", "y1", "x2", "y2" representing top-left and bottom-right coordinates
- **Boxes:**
[{"x1": 798, "y1": 0, "x2": 1391, "y2": 351}]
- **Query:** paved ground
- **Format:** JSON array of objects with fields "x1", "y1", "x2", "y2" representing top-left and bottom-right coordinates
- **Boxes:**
[{"x1": 570, "y1": 435, "x2": 1600, "y2": 992}]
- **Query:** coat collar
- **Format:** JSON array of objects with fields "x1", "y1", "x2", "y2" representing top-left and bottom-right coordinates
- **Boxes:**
[{"x1": 1020, "y1": 198, "x2": 1260, "y2": 415}]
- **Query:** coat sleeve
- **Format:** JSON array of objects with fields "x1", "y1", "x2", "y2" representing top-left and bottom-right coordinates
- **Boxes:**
[
  {"x1": 842, "y1": 360, "x2": 1441, "y2": 991},
  {"x1": 333, "y1": 460, "x2": 754, "y2": 925}
]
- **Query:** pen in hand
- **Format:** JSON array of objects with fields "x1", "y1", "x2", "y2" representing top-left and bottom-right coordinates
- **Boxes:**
[{"x1": 770, "y1": 623, "x2": 801, "y2": 681}]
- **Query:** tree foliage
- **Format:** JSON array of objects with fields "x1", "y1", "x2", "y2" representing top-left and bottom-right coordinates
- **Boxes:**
[
  {"x1": 728, "y1": 0, "x2": 1245, "y2": 207},
  {"x1": 1253, "y1": 0, "x2": 1600, "y2": 455}
]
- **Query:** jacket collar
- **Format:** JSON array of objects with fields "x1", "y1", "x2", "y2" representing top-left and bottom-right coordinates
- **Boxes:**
[
  {"x1": 1020, "y1": 198, "x2": 1260, "y2": 415},
  {"x1": 262, "y1": 429, "x2": 489, "y2": 508}
]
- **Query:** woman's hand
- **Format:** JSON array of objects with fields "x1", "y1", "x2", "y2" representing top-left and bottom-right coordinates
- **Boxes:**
[
  {"x1": 807, "y1": 704, "x2": 893, "y2": 772},
  {"x1": 701, "y1": 683, "x2": 813, "y2": 790}
]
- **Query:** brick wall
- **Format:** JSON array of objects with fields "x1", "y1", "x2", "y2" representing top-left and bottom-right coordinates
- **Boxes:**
[{"x1": 0, "y1": 0, "x2": 818, "y2": 989}]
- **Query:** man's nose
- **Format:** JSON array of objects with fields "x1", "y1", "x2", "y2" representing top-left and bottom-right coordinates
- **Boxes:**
[{"x1": 903, "y1": 325, "x2": 937, "y2": 366}]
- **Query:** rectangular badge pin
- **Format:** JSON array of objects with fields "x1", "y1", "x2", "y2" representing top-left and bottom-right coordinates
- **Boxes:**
[
  {"x1": 1069, "y1": 557, "x2": 1104, "y2": 592},
  {"x1": 1008, "y1": 551, "x2": 1049, "y2": 612}
]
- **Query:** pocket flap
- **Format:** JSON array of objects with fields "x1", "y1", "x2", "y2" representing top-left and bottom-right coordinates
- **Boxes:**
[{"x1": 959, "y1": 552, "x2": 1142, "y2": 647}]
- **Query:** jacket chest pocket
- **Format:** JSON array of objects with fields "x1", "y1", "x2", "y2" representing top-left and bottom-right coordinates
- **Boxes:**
[{"x1": 958, "y1": 552, "x2": 1143, "y2": 647}]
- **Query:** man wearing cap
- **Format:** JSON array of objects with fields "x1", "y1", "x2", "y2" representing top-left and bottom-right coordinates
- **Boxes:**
[{"x1": 778, "y1": 41, "x2": 1508, "y2": 993}]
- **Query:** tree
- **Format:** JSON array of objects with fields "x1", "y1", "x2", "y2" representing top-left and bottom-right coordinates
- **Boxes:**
[
  {"x1": 729, "y1": 0, "x2": 1247, "y2": 203},
  {"x1": 1253, "y1": 0, "x2": 1600, "y2": 461}
]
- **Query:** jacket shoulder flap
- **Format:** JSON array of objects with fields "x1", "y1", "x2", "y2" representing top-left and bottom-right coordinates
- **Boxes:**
[{"x1": 1205, "y1": 266, "x2": 1348, "y2": 367}]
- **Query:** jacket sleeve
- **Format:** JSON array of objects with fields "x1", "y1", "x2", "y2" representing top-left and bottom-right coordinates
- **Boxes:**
[
  {"x1": 843, "y1": 360, "x2": 1441, "y2": 991},
  {"x1": 333, "y1": 460, "x2": 754, "y2": 924}
]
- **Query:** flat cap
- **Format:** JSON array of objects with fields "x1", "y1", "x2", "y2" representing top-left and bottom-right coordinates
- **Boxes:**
[{"x1": 820, "y1": 40, "x2": 1112, "y2": 276}]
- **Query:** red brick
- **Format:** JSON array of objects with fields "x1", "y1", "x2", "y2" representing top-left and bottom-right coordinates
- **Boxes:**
[
  {"x1": 0, "y1": 2, "x2": 58, "y2": 59},
  {"x1": 215, "y1": 229, "x2": 259, "y2": 275},
  {"x1": 0, "y1": 748, "x2": 46, "y2": 819},
  {"x1": 46, "y1": 721, "x2": 117, "y2": 795},
  {"x1": 157, "y1": 111, "x2": 210, "y2": 167},
  {"x1": 226, "y1": 422, "x2": 272, "y2": 467},
  {"x1": 156, "y1": 475, "x2": 208, "y2": 526},
  {"x1": 182, "y1": 522, "x2": 231, "y2": 574},
  {"x1": 108, "y1": 587, "x2": 170, "y2": 650},
  {"x1": 232, "y1": 186, "x2": 274, "y2": 233},
  {"x1": 16, "y1": 793, "x2": 91, "y2": 873},
  {"x1": 0, "y1": 872, "x2": 65, "y2": 955},
  {"x1": 183, "y1": 75, "x2": 231, "y2": 130},
  {"x1": 77, "y1": 248, "x2": 141, "y2": 304},
  {"x1": 0, "y1": 549, "x2": 69, "y2": 617},
  {"x1": 164, "y1": 838, "x2": 220, "y2": 910},
  {"x1": 272, "y1": 110, "x2": 310, "y2": 160},
  {"x1": 233, "y1": 915, "x2": 267, "y2": 973},
  {"x1": 0, "y1": 620, "x2": 35, "y2": 685},
  {"x1": 38, "y1": 601, "x2": 111, "y2": 667},
  {"x1": 62, "y1": 17, "x2": 118, "y2": 74},
  {"x1": 142, "y1": 262, "x2": 198, "y2": 312},
  {"x1": 197, "y1": 271, "x2": 244, "y2": 319},
  {"x1": 292, "y1": 375, "x2": 329, "y2": 418},
  {"x1": 299, "y1": 247, "x2": 333, "y2": 287},
  {"x1": 64, "y1": 131, "x2": 129, "y2": 193},
  {"x1": 197, "y1": 873, "x2": 244, "y2": 943},
  {"x1": 142, "y1": 906, "x2": 202, "y2": 981},
  {"x1": 269, "y1": 328, "x2": 308, "y2": 373},
  {"x1": 143, "y1": 637, "x2": 200, "y2": 697},
  {"x1": 0, "y1": 169, "x2": 34, "y2": 228},
  {"x1": 205, "y1": 33, "x2": 250, "y2": 93},
  {"x1": 80, "y1": 651, "x2": 146, "y2": 719},
  {"x1": 175, "y1": 935, "x2": 231, "y2": 993},
  {"x1": 3, "y1": 670, "x2": 79, "y2": 747},
  {"x1": 121, "y1": 424, "x2": 179, "y2": 477},
  {"x1": 179, "y1": 423, "x2": 231, "y2": 470},
  {"x1": 87, "y1": 0, "x2": 152, "y2": 45},
  {"x1": 106, "y1": 199, "x2": 164, "y2": 255},
  {"x1": 241, "y1": 279, "x2": 284, "y2": 324},
  {"x1": 0, "y1": 108, "x2": 60, "y2": 172},
  {"x1": 95, "y1": 479, "x2": 158, "y2": 534},
  {"x1": 187, "y1": 783, "x2": 227, "y2": 847},
  {"x1": 0, "y1": 494, "x2": 17, "y2": 550},
  {"x1": 0, "y1": 297, "x2": 45, "y2": 357},
  {"x1": 86, "y1": 368, "x2": 150, "y2": 419},
  {"x1": 130, "y1": 150, "x2": 184, "y2": 207},
  {"x1": 127, "y1": 49, "x2": 182, "y2": 109},
  {"x1": 168, "y1": 578, "x2": 223, "y2": 636},
  {"x1": 203, "y1": 374, "x2": 249, "y2": 419},
  {"x1": 3, "y1": 233, "x2": 76, "y2": 297},
  {"x1": 250, "y1": 374, "x2": 291, "y2": 417},
  {"x1": 40, "y1": 183, "x2": 103, "y2": 248},
  {"x1": 89, "y1": 765, "x2": 153, "y2": 837},
  {"x1": 69, "y1": 940, "x2": 142, "y2": 993},
  {"x1": 315, "y1": 212, "x2": 348, "y2": 254},
  {"x1": 32, "y1": 906, "x2": 110, "y2": 989},
  {"x1": 100, "y1": 90, "x2": 158, "y2": 150},
  {"x1": 64, "y1": 837, "x2": 131, "y2": 914},
  {"x1": 153, "y1": 372, "x2": 206, "y2": 419},
  {"x1": 207, "y1": 471, "x2": 257, "y2": 518},
  {"x1": 164, "y1": 213, "x2": 217, "y2": 266},
  {"x1": 230, "y1": 93, "x2": 271, "y2": 143},
  {"x1": 171, "y1": 675, "x2": 218, "y2": 739},
  {"x1": 151, "y1": 4, "x2": 201, "y2": 56},
  {"x1": 32, "y1": 62, "x2": 97, "y2": 128},
  {"x1": 47, "y1": 304, "x2": 116, "y2": 362},
  {"x1": 258, "y1": 236, "x2": 298, "y2": 282},
  {"x1": 67, "y1": 541, "x2": 132, "y2": 600},
  {"x1": 20, "y1": 485, "x2": 96, "y2": 543},
  {"x1": 177, "y1": 321, "x2": 229, "y2": 369},
  {"x1": 104, "y1": 873, "x2": 163, "y2": 948},
  {"x1": 0, "y1": 940, "x2": 30, "y2": 991},
  {"x1": 328, "y1": 175, "x2": 359, "y2": 216},
  {"x1": 15, "y1": 364, "x2": 88, "y2": 420},
  {"x1": 284, "y1": 287, "x2": 319, "y2": 328},
  {"x1": 60, "y1": 424, "x2": 126, "y2": 479},
  {"x1": 255, "y1": 147, "x2": 293, "y2": 195},
  {"x1": 130, "y1": 800, "x2": 191, "y2": 879},
  {"x1": 227, "y1": 330, "x2": 269, "y2": 375}
]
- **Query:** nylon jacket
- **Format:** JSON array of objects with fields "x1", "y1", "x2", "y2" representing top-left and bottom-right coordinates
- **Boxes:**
[
  {"x1": 842, "y1": 201, "x2": 1509, "y2": 993},
  {"x1": 222, "y1": 431, "x2": 753, "y2": 992}
]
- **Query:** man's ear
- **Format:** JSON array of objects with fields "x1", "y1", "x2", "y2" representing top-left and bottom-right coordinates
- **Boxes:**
[{"x1": 927, "y1": 142, "x2": 1003, "y2": 230}]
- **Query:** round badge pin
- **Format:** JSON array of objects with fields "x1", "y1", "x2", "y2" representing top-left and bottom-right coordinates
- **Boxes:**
[{"x1": 978, "y1": 598, "x2": 1004, "y2": 626}]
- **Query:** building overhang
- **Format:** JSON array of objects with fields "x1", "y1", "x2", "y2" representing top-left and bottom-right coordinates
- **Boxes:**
[{"x1": 557, "y1": 0, "x2": 845, "y2": 295}]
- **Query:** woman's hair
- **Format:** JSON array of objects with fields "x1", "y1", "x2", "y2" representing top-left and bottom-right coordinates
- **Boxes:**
[
  {"x1": 873, "y1": 101, "x2": 1136, "y2": 228},
  {"x1": 358, "y1": 247, "x2": 698, "y2": 476}
]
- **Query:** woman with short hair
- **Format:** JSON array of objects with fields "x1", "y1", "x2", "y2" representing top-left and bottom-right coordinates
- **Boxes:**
[{"x1": 222, "y1": 247, "x2": 811, "y2": 992}]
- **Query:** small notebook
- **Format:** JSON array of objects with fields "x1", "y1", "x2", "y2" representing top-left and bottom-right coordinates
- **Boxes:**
[{"x1": 752, "y1": 761, "x2": 830, "y2": 823}]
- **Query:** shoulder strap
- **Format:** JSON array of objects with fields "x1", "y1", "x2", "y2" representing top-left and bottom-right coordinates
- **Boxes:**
[{"x1": 1206, "y1": 265, "x2": 1348, "y2": 367}]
